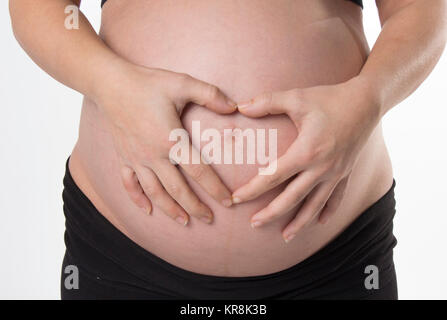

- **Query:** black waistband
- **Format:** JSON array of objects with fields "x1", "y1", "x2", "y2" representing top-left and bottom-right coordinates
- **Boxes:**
[
  {"x1": 62, "y1": 159, "x2": 396, "y2": 299},
  {"x1": 348, "y1": 0, "x2": 363, "y2": 9}
]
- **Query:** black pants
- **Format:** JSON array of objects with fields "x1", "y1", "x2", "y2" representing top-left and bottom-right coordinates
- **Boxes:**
[{"x1": 61, "y1": 161, "x2": 398, "y2": 300}]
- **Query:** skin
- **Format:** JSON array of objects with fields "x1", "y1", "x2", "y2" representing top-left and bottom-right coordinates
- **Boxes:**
[
  {"x1": 9, "y1": 0, "x2": 237, "y2": 226},
  {"x1": 96, "y1": 66, "x2": 238, "y2": 226},
  {"x1": 233, "y1": 0, "x2": 447, "y2": 242},
  {"x1": 9, "y1": 0, "x2": 447, "y2": 276}
]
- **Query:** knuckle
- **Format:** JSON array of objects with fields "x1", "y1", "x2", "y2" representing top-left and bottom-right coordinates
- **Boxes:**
[
  {"x1": 322, "y1": 159, "x2": 343, "y2": 179},
  {"x1": 189, "y1": 165, "x2": 207, "y2": 181},
  {"x1": 300, "y1": 146, "x2": 318, "y2": 165},
  {"x1": 174, "y1": 73, "x2": 192, "y2": 92},
  {"x1": 334, "y1": 160, "x2": 347, "y2": 177},
  {"x1": 266, "y1": 203, "x2": 283, "y2": 218},
  {"x1": 320, "y1": 159, "x2": 336, "y2": 176},
  {"x1": 264, "y1": 173, "x2": 282, "y2": 187},
  {"x1": 138, "y1": 148, "x2": 157, "y2": 165},
  {"x1": 177, "y1": 72, "x2": 191, "y2": 83},
  {"x1": 141, "y1": 181, "x2": 158, "y2": 197},
  {"x1": 165, "y1": 182, "x2": 181, "y2": 198},
  {"x1": 289, "y1": 88, "x2": 304, "y2": 103},
  {"x1": 258, "y1": 92, "x2": 272, "y2": 106},
  {"x1": 288, "y1": 89, "x2": 305, "y2": 117},
  {"x1": 205, "y1": 84, "x2": 220, "y2": 101}
]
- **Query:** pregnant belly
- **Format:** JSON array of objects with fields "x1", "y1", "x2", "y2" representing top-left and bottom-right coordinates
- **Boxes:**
[{"x1": 70, "y1": 0, "x2": 392, "y2": 276}]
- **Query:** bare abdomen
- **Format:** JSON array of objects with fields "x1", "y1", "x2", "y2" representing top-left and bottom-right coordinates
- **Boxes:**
[{"x1": 69, "y1": 0, "x2": 393, "y2": 276}]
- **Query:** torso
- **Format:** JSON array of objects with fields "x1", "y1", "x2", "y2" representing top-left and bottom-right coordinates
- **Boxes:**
[{"x1": 69, "y1": 0, "x2": 393, "y2": 276}]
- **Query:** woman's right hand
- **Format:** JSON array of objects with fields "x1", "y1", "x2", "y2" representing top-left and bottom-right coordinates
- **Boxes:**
[{"x1": 94, "y1": 61, "x2": 236, "y2": 226}]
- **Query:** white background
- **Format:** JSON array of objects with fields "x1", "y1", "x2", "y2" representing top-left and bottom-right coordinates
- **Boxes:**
[{"x1": 1, "y1": 1, "x2": 446, "y2": 300}]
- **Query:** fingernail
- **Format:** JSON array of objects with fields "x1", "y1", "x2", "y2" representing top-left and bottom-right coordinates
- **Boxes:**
[
  {"x1": 237, "y1": 101, "x2": 252, "y2": 110},
  {"x1": 142, "y1": 207, "x2": 151, "y2": 215},
  {"x1": 284, "y1": 233, "x2": 296, "y2": 243},
  {"x1": 222, "y1": 198, "x2": 233, "y2": 208},
  {"x1": 227, "y1": 98, "x2": 237, "y2": 109},
  {"x1": 251, "y1": 220, "x2": 262, "y2": 228},
  {"x1": 200, "y1": 215, "x2": 213, "y2": 224},
  {"x1": 232, "y1": 196, "x2": 241, "y2": 204},
  {"x1": 176, "y1": 216, "x2": 188, "y2": 226}
]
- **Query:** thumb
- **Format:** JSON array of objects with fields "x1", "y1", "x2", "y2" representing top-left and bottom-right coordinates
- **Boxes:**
[
  {"x1": 181, "y1": 76, "x2": 237, "y2": 114},
  {"x1": 237, "y1": 90, "x2": 296, "y2": 118}
]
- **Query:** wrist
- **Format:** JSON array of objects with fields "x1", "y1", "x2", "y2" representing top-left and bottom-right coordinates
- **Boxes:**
[
  {"x1": 90, "y1": 53, "x2": 134, "y2": 109},
  {"x1": 345, "y1": 75, "x2": 384, "y2": 125}
]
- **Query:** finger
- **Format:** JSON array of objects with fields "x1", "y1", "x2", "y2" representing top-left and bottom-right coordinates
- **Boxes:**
[
  {"x1": 319, "y1": 176, "x2": 349, "y2": 224},
  {"x1": 181, "y1": 75, "x2": 237, "y2": 114},
  {"x1": 121, "y1": 166, "x2": 152, "y2": 215},
  {"x1": 135, "y1": 166, "x2": 190, "y2": 226},
  {"x1": 237, "y1": 89, "x2": 298, "y2": 117},
  {"x1": 153, "y1": 161, "x2": 214, "y2": 224},
  {"x1": 232, "y1": 141, "x2": 307, "y2": 203},
  {"x1": 179, "y1": 146, "x2": 233, "y2": 208},
  {"x1": 250, "y1": 171, "x2": 319, "y2": 227},
  {"x1": 283, "y1": 181, "x2": 336, "y2": 243}
]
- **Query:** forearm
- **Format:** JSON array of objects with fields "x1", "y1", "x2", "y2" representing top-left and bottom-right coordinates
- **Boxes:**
[
  {"x1": 9, "y1": 0, "x2": 125, "y2": 101},
  {"x1": 357, "y1": 0, "x2": 447, "y2": 117}
]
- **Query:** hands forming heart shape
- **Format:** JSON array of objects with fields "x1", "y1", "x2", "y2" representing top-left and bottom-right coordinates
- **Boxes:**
[{"x1": 99, "y1": 62, "x2": 379, "y2": 242}]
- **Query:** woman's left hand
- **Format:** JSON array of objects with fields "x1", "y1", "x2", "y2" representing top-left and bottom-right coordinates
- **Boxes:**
[{"x1": 233, "y1": 78, "x2": 381, "y2": 242}]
